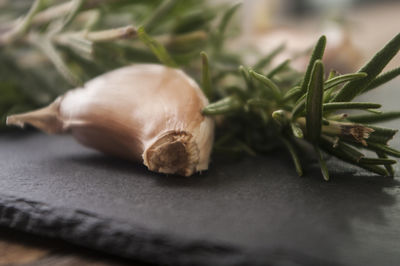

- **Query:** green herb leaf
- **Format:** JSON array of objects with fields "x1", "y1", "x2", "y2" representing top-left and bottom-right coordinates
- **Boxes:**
[
  {"x1": 323, "y1": 102, "x2": 381, "y2": 111},
  {"x1": 324, "y1": 72, "x2": 367, "y2": 90},
  {"x1": 201, "y1": 51, "x2": 213, "y2": 100},
  {"x1": 300, "y1": 35, "x2": 326, "y2": 94},
  {"x1": 281, "y1": 137, "x2": 303, "y2": 176},
  {"x1": 315, "y1": 146, "x2": 330, "y2": 181},
  {"x1": 239, "y1": 65, "x2": 255, "y2": 92},
  {"x1": 305, "y1": 60, "x2": 324, "y2": 143},
  {"x1": 363, "y1": 67, "x2": 400, "y2": 93},
  {"x1": 283, "y1": 86, "x2": 302, "y2": 102},
  {"x1": 365, "y1": 142, "x2": 400, "y2": 158},
  {"x1": 359, "y1": 157, "x2": 397, "y2": 165},
  {"x1": 173, "y1": 10, "x2": 215, "y2": 34},
  {"x1": 249, "y1": 69, "x2": 281, "y2": 100},
  {"x1": 365, "y1": 109, "x2": 382, "y2": 115},
  {"x1": 376, "y1": 152, "x2": 395, "y2": 176},
  {"x1": 346, "y1": 111, "x2": 400, "y2": 123},
  {"x1": 291, "y1": 96, "x2": 306, "y2": 119},
  {"x1": 361, "y1": 165, "x2": 388, "y2": 176},
  {"x1": 202, "y1": 95, "x2": 242, "y2": 115},
  {"x1": 137, "y1": 26, "x2": 177, "y2": 67},
  {"x1": 321, "y1": 137, "x2": 364, "y2": 162},
  {"x1": 367, "y1": 125, "x2": 398, "y2": 144}
]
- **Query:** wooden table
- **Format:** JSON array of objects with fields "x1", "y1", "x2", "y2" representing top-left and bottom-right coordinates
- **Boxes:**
[{"x1": 0, "y1": 227, "x2": 143, "y2": 266}]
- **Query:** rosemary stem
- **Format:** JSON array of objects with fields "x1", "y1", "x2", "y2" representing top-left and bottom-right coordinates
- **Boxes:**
[
  {"x1": 0, "y1": 0, "x2": 45, "y2": 45},
  {"x1": 31, "y1": 1, "x2": 75, "y2": 26},
  {"x1": 6, "y1": 0, "x2": 111, "y2": 29},
  {"x1": 56, "y1": 26, "x2": 137, "y2": 43}
]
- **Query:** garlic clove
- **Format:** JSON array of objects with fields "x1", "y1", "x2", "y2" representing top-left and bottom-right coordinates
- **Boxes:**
[{"x1": 7, "y1": 64, "x2": 215, "y2": 176}]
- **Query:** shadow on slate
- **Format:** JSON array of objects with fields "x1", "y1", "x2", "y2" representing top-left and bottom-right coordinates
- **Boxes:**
[{"x1": 0, "y1": 83, "x2": 400, "y2": 266}]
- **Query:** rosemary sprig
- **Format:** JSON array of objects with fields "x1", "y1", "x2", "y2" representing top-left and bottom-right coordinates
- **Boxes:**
[{"x1": 202, "y1": 31, "x2": 400, "y2": 180}]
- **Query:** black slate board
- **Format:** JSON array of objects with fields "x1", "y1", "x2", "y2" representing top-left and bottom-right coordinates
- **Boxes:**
[{"x1": 1, "y1": 83, "x2": 400, "y2": 266}]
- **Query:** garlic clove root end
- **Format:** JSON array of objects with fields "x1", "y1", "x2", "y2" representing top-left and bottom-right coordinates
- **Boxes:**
[{"x1": 143, "y1": 131, "x2": 200, "y2": 177}]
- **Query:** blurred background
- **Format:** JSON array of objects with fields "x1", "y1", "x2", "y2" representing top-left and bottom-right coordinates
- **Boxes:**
[{"x1": 239, "y1": 0, "x2": 400, "y2": 70}]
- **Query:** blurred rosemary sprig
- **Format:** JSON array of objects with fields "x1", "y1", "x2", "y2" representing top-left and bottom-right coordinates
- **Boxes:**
[
  {"x1": 1, "y1": 1, "x2": 400, "y2": 180},
  {"x1": 0, "y1": 0, "x2": 223, "y2": 125}
]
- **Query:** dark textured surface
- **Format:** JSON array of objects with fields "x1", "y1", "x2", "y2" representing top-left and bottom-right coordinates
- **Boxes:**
[{"x1": 0, "y1": 83, "x2": 400, "y2": 266}]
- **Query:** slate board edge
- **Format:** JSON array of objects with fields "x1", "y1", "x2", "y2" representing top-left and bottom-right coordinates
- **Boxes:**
[
  {"x1": 0, "y1": 192, "x2": 262, "y2": 266},
  {"x1": 0, "y1": 193, "x2": 346, "y2": 266}
]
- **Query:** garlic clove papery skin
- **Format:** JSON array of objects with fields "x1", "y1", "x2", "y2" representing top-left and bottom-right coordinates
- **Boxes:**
[{"x1": 6, "y1": 64, "x2": 215, "y2": 176}]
